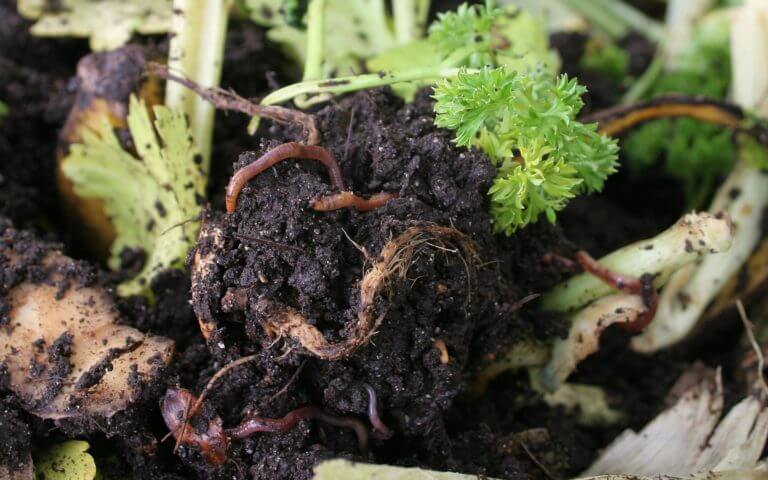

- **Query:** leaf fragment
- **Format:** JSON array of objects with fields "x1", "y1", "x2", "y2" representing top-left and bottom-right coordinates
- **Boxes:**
[{"x1": 17, "y1": 0, "x2": 173, "y2": 51}]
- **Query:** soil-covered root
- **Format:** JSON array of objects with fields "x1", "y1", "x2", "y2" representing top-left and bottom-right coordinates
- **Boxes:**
[
  {"x1": 185, "y1": 88, "x2": 572, "y2": 478},
  {"x1": 0, "y1": 222, "x2": 173, "y2": 424},
  {"x1": 191, "y1": 216, "x2": 226, "y2": 344},
  {"x1": 258, "y1": 225, "x2": 479, "y2": 360}
]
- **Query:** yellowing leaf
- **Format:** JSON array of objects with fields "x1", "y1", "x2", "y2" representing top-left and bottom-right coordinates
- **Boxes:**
[
  {"x1": 34, "y1": 441, "x2": 96, "y2": 480},
  {"x1": 62, "y1": 95, "x2": 205, "y2": 297},
  {"x1": 17, "y1": 0, "x2": 172, "y2": 51}
]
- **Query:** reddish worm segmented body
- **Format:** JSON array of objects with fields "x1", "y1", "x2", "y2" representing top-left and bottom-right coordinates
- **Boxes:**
[
  {"x1": 225, "y1": 142, "x2": 346, "y2": 213},
  {"x1": 311, "y1": 191, "x2": 399, "y2": 212},
  {"x1": 546, "y1": 250, "x2": 659, "y2": 332},
  {"x1": 365, "y1": 384, "x2": 392, "y2": 439},
  {"x1": 162, "y1": 383, "x2": 391, "y2": 464},
  {"x1": 225, "y1": 406, "x2": 369, "y2": 450},
  {"x1": 225, "y1": 142, "x2": 397, "y2": 214}
]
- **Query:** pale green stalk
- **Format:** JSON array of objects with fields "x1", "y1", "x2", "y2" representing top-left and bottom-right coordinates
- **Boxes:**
[
  {"x1": 294, "y1": 0, "x2": 327, "y2": 109},
  {"x1": 247, "y1": 66, "x2": 465, "y2": 133},
  {"x1": 556, "y1": 0, "x2": 663, "y2": 42},
  {"x1": 541, "y1": 212, "x2": 733, "y2": 313},
  {"x1": 392, "y1": 0, "x2": 431, "y2": 44},
  {"x1": 166, "y1": 0, "x2": 231, "y2": 168},
  {"x1": 632, "y1": 0, "x2": 768, "y2": 352}
]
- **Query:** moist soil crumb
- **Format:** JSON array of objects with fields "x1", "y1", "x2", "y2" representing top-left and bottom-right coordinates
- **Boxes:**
[
  {"x1": 0, "y1": 396, "x2": 32, "y2": 473},
  {"x1": 185, "y1": 87, "x2": 580, "y2": 480},
  {"x1": 0, "y1": 0, "x2": 87, "y2": 235}
]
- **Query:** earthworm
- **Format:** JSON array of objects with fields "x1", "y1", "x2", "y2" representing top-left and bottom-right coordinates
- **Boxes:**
[
  {"x1": 226, "y1": 142, "x2": 346, "y2": 213},
  {"x1": 364, "y1": 384, "x2": 392, "y2": 440},
  {"x1": 162, "y1": 388, "x2": 372, "y2": 465},
  {"x1": 225, "y1": 406, "x2": 369, "y2": 450},
  {"x1": 161, "y1": 388, "x2": 228, "y2": 466},
  {"x1": 546, "y1": 251, "x2": 659, "y2": 332},
  {"x1": 310, "y1": 191, "x2": 398, "y2": 212}
]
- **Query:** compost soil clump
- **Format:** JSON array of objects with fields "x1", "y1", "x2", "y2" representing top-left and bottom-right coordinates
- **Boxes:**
[
  {"x1": 187, "y1": 87, "x2": 575, "y2": 479},
  {"x1": 0, "y1": 3, "x2": 718, "y2": 480}
]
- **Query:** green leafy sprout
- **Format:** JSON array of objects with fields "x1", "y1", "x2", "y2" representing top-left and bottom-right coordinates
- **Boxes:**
[
  {"x1": 62, "y1": 96, "x2": 205, "y2": 297},
  {"x1": 249, "y1": 2, "x2": 558, "y2": 127},
  {"x1": 433, "y1": 67, "x2": 619, "y2": 233}
]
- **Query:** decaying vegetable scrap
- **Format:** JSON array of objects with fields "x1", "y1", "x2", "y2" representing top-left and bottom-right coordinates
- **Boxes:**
[{"x1": 0, "y1": 224, "x2": 174, "y2": 422}]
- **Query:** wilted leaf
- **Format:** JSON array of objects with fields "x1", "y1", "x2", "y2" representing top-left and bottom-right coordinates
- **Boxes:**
[
  {"x1": 62, "y1": 95, "x2": 205, "y2": 297},
  {"x1": 17, "y1": 0, "x2": 172, "y2": 51},
  {"x1": 313, "y1": 459, "x2": 503, "y2": 479},
  {"x1": 583, "y1": 368, "x2": 768, "y2": 477},
  {"x1": 246, "y1": 0, "x2": 397, "y2": 76}
]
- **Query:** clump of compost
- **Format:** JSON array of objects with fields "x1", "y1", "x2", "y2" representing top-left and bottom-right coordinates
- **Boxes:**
[{"x1": 185, "y1": 88, "x2": 571, "y2": 479}]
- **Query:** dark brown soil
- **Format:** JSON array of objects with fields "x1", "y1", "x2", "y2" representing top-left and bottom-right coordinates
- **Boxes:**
[
  {"x1": 0, "y1": 2, "x2": 748, "y2": 480},
  {"x1": 186, "y1": 87, "x2": 573, "y2": 480},
  {"x1": 0, "y1": 0, "x2": 87, "y2": 235}
]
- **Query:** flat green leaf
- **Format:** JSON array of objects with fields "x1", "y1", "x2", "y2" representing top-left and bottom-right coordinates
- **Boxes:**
[
  {"x1": 17, "y1": 0, "x2": 172, "y2": 51},
  {"x1": 34, "y1": 441, "x2": 96, "y2": 480},
  {"x1": 62, "y1": 95, "x2": 205, "y2": 297},
  {"x1": 246, "y1": 0, "x2": 397, "y2": 75}
]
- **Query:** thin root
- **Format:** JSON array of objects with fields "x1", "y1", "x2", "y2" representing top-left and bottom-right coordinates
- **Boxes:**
[
  {"x1": 737, "y1": 299, "x2": 768, "y2": 398},
  {"x1": 260, "y1": 225, "x2": 480, "y2": 360},
  {"x1": 145, "y1": 63, "x2": 319, "y2": 145},
  {"x1": 546, "y1": 250, "x2": 659, "y2": 332}
]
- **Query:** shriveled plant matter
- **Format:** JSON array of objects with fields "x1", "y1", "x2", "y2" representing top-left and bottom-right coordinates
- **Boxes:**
[{"x1": 0, "y1": 224, "x2": 174, "y2": 421}]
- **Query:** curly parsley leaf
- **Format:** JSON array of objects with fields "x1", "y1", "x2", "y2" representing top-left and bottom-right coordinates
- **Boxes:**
[
  {"x1": 434, "y1": 68, "x2": 618, "y2": 234},
  {"x1": 61, "y1": 95, "x2": 205, "y2": 297}
]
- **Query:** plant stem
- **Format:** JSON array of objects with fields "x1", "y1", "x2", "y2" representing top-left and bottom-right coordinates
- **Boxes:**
[
  {"x1": 556, "y1": 0, "x2": 663, "y2": 43},
  {"x1": 393, "y1": 0, "x2": 431, "y2": 44},
  {"x1": 631, "y1": 0, "x2": 768, "y2": 353},
  {"x1": 294, "y1": 0, "x2": 327, "y2": 109},
  {"x1": 541, "y1": 212, "x2": 734, "y2": 313},
  {"x1": 247, "y1": 66, "x2": 465, "y2": 133},
  {"x1": 302, "y1": 0, "x2": 326, "y2": 82},
  {"x1": 165, "y1": 0, "x2": 231, "y2": 169},
  {"x1": 621, "y1": 53, "x2": 663, "y2": 104},
  {"x1": 632, "y1": 160, "x2": 768, "y2": 352}
]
